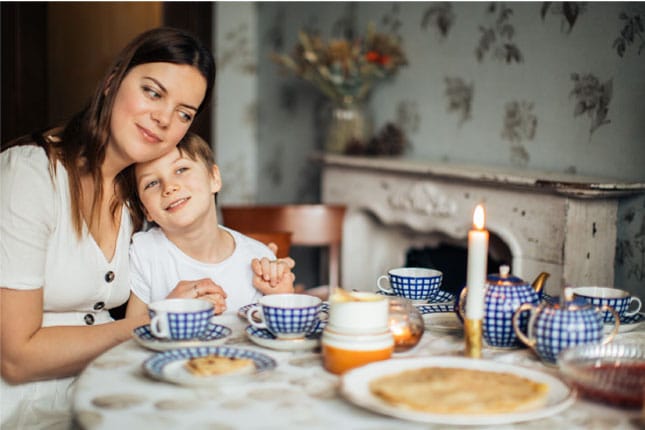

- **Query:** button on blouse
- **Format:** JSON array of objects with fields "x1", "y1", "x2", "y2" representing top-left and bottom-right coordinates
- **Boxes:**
[
  {"x1": 104, "y1": 271, "x2": 115, "y2": 283},
  {"x1": 84, "y1": 314, "x2": 95, "y2": 325}
]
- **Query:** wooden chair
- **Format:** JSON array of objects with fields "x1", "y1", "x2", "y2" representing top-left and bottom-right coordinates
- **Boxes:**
[
  {"x1": 242, "y1": 231, "x2": 292, "y2": 259},
  {"x1": 221, "y1": 204, "x2": 346, "y2": 289}
]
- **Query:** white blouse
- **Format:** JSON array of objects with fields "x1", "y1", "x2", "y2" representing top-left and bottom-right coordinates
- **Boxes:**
[{"x1": 0, "y1": 144, "x2": 132, "y2": 428}]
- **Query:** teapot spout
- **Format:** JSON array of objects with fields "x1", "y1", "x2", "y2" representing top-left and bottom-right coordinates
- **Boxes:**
[{"x1": 531, "y1": 272, "x2": 550, "y2": 294}]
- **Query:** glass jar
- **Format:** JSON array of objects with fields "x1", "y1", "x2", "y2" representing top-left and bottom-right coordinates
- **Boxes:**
[
  {"x1": 321, "y1": 329, "x2": 393, "y2": 375},
  {"x1": 388, "y1": 297, "x2": 425, "y2": 352}
]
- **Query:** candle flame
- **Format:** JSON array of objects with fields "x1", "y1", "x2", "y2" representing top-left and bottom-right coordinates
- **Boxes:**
[{"x1": 473, "y1": 205, "x2": 485, "y2": 230}]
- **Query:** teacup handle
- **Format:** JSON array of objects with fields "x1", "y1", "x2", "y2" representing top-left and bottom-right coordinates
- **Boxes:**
[
  {"x1": 625, "y1": 296, "x2": 642, "y2": 317},
  {"x1": 512, "y1": 303, "x2": 537, "y2": 350},
  {"x1": 309, "y1": 308, "x2": 329, "y2": 334},
  {"x1": 149, "y1": 313, "x2": 170, "y2": 339},
  {"x1": 599, "y1": 305, "x2": 620, "y2": 344},
  {"x1": 377, "y1": 275, "x2": 393, "y2": 294},
  {"x1": 246, "y1": 305, "x2": 268, "y2": 330}
]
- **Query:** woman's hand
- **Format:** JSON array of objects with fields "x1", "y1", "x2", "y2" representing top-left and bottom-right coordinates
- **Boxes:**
[
  {"x1": 167, "y1": 279, "x2": 228, "y2": 314},
  {"x1": 251, "y1": 257, "x2": 296, "y2": 295}
]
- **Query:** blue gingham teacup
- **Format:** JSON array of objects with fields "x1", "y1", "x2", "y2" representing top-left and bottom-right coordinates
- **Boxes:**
[
  {"x1": 148, "y1": 298, "x2": 214, "y2": 340},
  {"x1": 377, "y1": 267, "x2": 443, "y2": 301},
  {"x1": 246, "y1": 294, "x2": 326, "y2": 339},
  {"x1": 572, "y1": 286, "x2": 642, "y2": 323}
]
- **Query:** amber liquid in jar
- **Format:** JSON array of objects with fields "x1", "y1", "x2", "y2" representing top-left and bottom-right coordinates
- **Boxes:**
[
  {"x1": 321, "y1": 329, "x2": 394, "y2": 375},
  {"x1": 322, "y1": 344, "x2": 393, "y2": 375}
]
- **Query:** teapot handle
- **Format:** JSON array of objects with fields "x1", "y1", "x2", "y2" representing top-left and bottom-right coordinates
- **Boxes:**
[
  {"x1": 512, "y1": 303, "x2": 536, "y2": 349},
  {"x1": 599, "y1": 305, "x2": 620, "y2": 344},
  {"x1": 457, "y1": 288, "x2": 467, "y2": 321}
]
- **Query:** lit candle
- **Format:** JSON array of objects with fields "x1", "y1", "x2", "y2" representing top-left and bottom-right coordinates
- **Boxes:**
[{"x1": 465, "y1": 204, "x2": 489, "y2": 319}]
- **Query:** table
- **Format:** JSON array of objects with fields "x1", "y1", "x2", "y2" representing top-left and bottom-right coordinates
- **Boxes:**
[{"x1": 72, "y1": 312, "x2": 644, "y2": 429}]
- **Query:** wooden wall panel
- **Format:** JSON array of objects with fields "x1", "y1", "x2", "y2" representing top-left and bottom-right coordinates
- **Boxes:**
[{"x1": 47, "y1": 2, "x2": 162, "y2": 125}]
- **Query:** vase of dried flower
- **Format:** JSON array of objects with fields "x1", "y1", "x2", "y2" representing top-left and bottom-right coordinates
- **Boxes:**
[{"x1": 325, "y1": 98, "x2": 372, "y2": 154}]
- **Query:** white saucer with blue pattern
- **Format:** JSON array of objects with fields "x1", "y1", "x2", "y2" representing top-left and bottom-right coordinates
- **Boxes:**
[
  {"x1": 133, "y1": 321, "x2": 232, "y2": 352},
  {"x1": 143, "y1": 346, "x2": 276, "y2": 386},
  {"x1": 245, "y1": 325, "x2": 323, "y2": 351},
  {"x1": 604, "y1": 312, "x2": 644, "y2": 334}
]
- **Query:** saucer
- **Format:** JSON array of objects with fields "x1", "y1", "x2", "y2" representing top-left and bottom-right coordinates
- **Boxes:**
[
  {"x1": 245, "y1": 325, "x2": 323, "y2": 351},
  {"x1": 415, "y1": 303, "x2": 455, "y2": 314},
  {"x1": 238, "y1": 301, "x2": 330, "y2": 321},
  {"x1": 604, "y1": 312, "x2": 644, "y2": 334},
  {"x1": 133, "y1": 322, "x2": 232, "y2": 352},
  {"x1": 376, "y1": 289, "x2": 455, "y2": 304},
  {"x1": 416, "y1": 304, "x2": 461, "y2": 334}
]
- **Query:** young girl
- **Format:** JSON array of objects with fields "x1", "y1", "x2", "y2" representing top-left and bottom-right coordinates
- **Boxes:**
[
  {"x1": 125, "y1": 133, "x2": 295, "y2": 317},
  {"x1": 0, "y1": 27, "x2": 218, "y2": 428}
]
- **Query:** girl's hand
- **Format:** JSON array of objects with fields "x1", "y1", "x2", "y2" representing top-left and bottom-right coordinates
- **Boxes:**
[
  {"x1": 167, "y1": 278, "x2": 228, "y2": 314},
  {"x1": 251, "y1": 258, "x2": 296, "y2": 295}
]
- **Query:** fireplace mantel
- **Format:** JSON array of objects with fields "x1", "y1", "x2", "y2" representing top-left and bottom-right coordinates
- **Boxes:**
[
  {"x1": 318, "y1": 154, "x2": 645, "y2": 295},
  {"x1": 318, "y1": 154, "x2": 645, "y2": 199}
]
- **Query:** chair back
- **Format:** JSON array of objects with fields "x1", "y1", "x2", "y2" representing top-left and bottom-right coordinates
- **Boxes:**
[
  {"x1": 243, "y1": 231, "x2": 292, "y2": 259},
  {"x1": 221, "y1": 204, "x2": 346, "y2": 287}
]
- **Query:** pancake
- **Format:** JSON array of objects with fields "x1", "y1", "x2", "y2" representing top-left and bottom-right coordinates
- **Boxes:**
[
  {"x1": 184, "y1": 354, "x2": 255, "y2": 376},
  {"x1": 369, "y1": 366, "x2": 549, "y2": 414}
]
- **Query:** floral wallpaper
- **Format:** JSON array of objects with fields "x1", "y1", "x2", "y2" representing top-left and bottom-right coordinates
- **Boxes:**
[{"x1": 218, "y1": 2, "x2": 645, "y2": 294}]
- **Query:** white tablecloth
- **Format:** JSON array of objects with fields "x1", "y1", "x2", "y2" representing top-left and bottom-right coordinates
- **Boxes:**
[{"x1": 72, "y1": 313, "x2": 644, "y2": 429}]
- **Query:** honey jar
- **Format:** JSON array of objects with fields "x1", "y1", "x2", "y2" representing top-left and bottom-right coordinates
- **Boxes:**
[{"x1": 321, "y1": 329, "x2": 394, "y2": 375}]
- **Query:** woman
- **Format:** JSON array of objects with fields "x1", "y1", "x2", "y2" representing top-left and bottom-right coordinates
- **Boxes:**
[{"x1": 0, "y1": 27, "x2": 216, "y2": 428}]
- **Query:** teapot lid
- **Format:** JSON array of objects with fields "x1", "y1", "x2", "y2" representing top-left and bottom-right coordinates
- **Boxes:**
[{"x1": 486, "y1": 265, "x2": 526, "y2": 286}]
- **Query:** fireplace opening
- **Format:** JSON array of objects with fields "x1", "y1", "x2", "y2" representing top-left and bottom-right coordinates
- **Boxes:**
[{"x1": 405, "y1": 233, "x2": 512, "y2": 295}]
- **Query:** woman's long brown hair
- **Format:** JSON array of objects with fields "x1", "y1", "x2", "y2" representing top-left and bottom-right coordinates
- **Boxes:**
[{"x1": 4, "y1": 27, "x2": 215, "y2": 238}]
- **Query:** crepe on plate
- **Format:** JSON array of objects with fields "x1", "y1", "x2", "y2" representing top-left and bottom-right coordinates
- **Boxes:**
[
  {"x1": 184, "y1": 354, "x2": 255, "y2": 376},
  {"x1": 369, "y1": 366, "x2": 549, "y2": 414}
]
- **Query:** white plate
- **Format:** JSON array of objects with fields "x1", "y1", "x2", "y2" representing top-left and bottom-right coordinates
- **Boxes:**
[
  {"x1": 142, "y1": 346, "x2": 277, "y2": 386},
  {"x1": 132, "y1": 323, "x2": 232, "y2": 352},
  {"x1": 340, "y1": 356, "x2": 575, "y2": 426},
  {"x1": 246, "y1": 326, "x2": 322, "y2": 351}
]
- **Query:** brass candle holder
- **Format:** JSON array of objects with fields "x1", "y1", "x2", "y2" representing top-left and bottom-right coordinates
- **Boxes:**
[{"x1": 464, "y1": 318, "x2": 482, "y2": 358}]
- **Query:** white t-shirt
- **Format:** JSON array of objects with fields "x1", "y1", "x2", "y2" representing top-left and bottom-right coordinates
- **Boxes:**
[
  {"x1": 0, "y1": 145, "x2": 132, "y2": 428},
  {"x1": 129, "y1": 226, "x2": 271, "y2": 313}
]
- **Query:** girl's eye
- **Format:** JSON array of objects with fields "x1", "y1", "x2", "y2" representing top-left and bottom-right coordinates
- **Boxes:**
[
  {"x1": 175, "y1": 167, "x2": 189, "y2": 175},
  {"x1": 143, "y1": 179, "x2": 159, "y2": 191},
  {"x1": 143, "y1": 85, "x2": 161, "y2": 99},
  {"x1": 178, "y1": 111, "x2": 193, "y2": 123}
]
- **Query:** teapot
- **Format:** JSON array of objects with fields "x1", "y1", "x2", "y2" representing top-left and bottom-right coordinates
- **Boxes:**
[
  {"x1": 459, "y1": 265, "x2": 550, "y2": 348},
  {"x1": 512, "y1": 288, "x2": 620, "y2": 363}
]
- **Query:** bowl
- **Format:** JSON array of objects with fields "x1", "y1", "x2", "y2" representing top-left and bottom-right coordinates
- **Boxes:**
[{"x1": 557, "y1": 342, "x2": 645, "y2": 408}]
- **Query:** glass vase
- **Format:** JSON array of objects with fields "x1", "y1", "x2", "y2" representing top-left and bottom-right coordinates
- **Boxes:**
[
  {"x1": 388, "y1": 297, "x2": 425, "y2": 352},
  {"x1": 325, "y1": 98, "x2": 371, "y2": 154}
]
